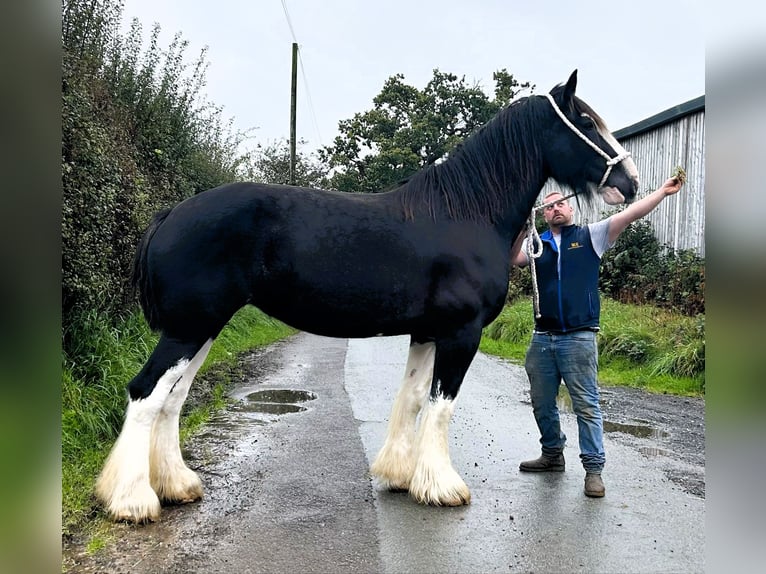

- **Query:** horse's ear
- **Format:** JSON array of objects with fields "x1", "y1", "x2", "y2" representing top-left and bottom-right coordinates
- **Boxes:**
[{"x1": 562, "y1": 69, "x2": 578, "y2": 106}]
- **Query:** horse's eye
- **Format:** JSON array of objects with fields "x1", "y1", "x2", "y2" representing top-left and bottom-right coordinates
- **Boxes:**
[{"x1": 580, "y1": 114, "x2": 597, "y2": 130}]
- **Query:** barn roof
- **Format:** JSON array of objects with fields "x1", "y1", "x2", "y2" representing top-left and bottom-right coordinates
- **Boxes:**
[{"x1": 614, "y1": 95, "x2": 705, "y2": 140}]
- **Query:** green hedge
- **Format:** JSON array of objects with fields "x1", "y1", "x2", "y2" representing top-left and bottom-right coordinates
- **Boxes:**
[
  {"x1": 62, "y1": 0, "x2": 245, "y2": 336},
  {"x1": 599, "y1": 220, "x2": 705, "y2": 316}
]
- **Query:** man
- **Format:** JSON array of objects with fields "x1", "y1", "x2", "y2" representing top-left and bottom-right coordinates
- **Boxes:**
[{"x1": 510, "y1": 175, "x2": 684, "y2": 497}]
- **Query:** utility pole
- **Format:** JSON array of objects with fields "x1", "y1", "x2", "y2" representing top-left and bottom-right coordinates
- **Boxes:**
[{"x1": 289, "y1": 42, "x2": 298, "y2": 185}]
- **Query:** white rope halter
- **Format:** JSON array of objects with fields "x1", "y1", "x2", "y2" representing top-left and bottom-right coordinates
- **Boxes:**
[
  {"x1": 543, "y1": 93, "x2": 632, "y2": 188},
  {"x1": 524, "y1": 95, "x2": 632, "y2": 319}
]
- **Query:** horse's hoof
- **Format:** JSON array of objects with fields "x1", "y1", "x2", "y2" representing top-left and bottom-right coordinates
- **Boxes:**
[
  {"x1": 161, "y1": 490, "x2": 203, "y2": 505},
  {"x1": 411, "y1": 487, "x2": 471, "y2": 506},
  {"x1": 437, "y1": 490, "x2": 471, "y2": 506},
  {"x1": 370, "y1": 457, "x2": 414, "y2": 493},
  {"x1": 106, "y1": 496, "x2": 161, "y2": 524},
  {"x1": 370, "y1": 474, "x2": 410, "y2": 492},
  {"x1": 370, "y1": 468, "x2": 411, "y2": 492},
  {"x1": 152, "y1": 467, "x2": 204, "y2": 505},
  {"x1": 114, "y1": 511, "x2": 158, "y2": 524},
  {"x1": 388, "y1": 486, "x2": 409, "y2": 493},
  {"x1": 96, "y1": 473, "x2": 162, "y2": 524},
  {"x1": 408, "y1": 468, "x2": 471, "y2": 506}
]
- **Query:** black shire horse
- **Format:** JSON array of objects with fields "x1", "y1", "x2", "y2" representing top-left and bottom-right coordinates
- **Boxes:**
[{"x1": 96, "y1": 70, "x2": 638, "y2": 523}]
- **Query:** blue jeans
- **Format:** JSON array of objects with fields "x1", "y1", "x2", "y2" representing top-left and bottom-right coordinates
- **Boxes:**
[{"x1": 524, "y1": 330, "x2": 605, "y2": 472}]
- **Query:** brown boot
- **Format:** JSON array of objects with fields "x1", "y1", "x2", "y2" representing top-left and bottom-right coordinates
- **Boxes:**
[
  {"x1": 519, "y1": 453, "x2": 565, "y2": 472},
  {"x1": 584, "y1": 472, "x2": 605, "y2": 497}
]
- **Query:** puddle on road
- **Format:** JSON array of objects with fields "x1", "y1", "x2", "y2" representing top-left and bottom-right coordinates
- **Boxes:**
[
  {"x1": 556, "y1": 389, "x2": 670, "y2": 442},
  {"x1": 193, "y1": 389, "x2": 318, "y2": 445},
  {"x1": 231, "y1": 389, "x2": 317, "y2": 415},
  {"x1": 603, "y1": 420, "x2": 669, "y2": 440},
  {"x1": 638, "y1": 446, "x2": 671, "y2": 457}
]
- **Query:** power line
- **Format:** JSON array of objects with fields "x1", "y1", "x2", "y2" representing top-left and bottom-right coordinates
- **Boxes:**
[
  {"x1": 280, "y1": 0, "x2": 323, "y2": 148},
  {"x1": 280, "y1": 0, "x2": 298, "y2": 43},
  {"x1": 298, "y1": 49, "x2": 324, "y2": 148}
]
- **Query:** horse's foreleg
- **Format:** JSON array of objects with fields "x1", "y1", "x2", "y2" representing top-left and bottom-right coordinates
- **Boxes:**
[
  {"x1": 95, "y1": 336, "x2": 204, "y2": 523},
  {"x1": 149, "y1": 339, "x2": 213, "y2": 504},
  {"x1": 370, "y1": 341, "x2": 435, "y2": 490},
  {"x1": 408, "y1": 396, "x2": 469, "y2": 505},
  {"x1": 408, "y1": 328, "x2": 480, "y2": 506}
]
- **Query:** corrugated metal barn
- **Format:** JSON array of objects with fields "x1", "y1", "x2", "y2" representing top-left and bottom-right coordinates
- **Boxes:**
[{"x1": 548, "y1": 96, "x2": 706, "y2": 256}]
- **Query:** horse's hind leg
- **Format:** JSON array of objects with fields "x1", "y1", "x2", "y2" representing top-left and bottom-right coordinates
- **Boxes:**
[
  {"x1": 150, "y1": 338, "x2": 213, "y2": 504},
  {"x1": 95, "y1": 335, "x2": 211, "y2": 523},
  {"x1": 408, "y1": 326, "x2": 481, "y2": 506},
  {"x1": 370, "y1": 340, "x2": 435, "y2": 491}
]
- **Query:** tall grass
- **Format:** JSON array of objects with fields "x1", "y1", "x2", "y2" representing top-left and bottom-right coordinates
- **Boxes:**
[
  {"x1": 481, "y1": 298, "x2": 705, "y2": 396},
  {"x1": 62, "y1": 306, "x2": 295, "y2": 536},
  {"x1": 63, "y1": 311, "x2": 157, "y2": 465}
]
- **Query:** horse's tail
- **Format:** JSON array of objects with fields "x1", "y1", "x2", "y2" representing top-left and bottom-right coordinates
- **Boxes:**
[{"x1": 132, "y1": 208, "x2": 172, "y2": 331}]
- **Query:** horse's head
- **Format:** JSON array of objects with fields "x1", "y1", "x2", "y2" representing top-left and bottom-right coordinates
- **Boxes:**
[{"x1": 544, "y1": 70, "x2": 639, "y2": 205}]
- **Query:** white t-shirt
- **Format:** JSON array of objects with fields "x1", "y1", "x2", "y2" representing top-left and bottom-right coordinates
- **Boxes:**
[{"x1": 518, "y1": 217, "x2": 614, "y2": 265}]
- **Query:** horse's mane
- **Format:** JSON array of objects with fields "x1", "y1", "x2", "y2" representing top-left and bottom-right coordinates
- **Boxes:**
[{"x1": 397, "y1": 95, "x2": 549, "y2": 223}]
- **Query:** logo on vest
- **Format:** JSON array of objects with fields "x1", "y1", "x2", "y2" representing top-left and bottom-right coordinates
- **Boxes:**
[{"x1": 568, "y1": 241, "x2": 583, "y2": 250}]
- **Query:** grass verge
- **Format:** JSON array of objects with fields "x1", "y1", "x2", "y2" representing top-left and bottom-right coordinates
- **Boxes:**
[
  {"x1": 62, "y1": 306, "x2": 295, "y2": 542},
  {"x1": 481, "y1": 298, "x2": 705, "y2": 397}
]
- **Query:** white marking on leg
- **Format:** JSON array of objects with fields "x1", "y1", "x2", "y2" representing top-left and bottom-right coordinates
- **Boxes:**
[
  {"x1": 95, "y1": 359, "x2": 190, "y2": 523},
  {"x1": 408, "y1": 395, "x2": 471, "y2": 506},
  {"x1": 370, "y1": 342, "x2": 434, "y2": 490},
  {"x1": 150, "y1": 339, "x2": 213, "y2": 503}
]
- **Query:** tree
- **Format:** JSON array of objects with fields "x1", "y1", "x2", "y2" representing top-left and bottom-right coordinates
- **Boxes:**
[
  {"x1": 62, "y1": 0, "x2": 246, "y2": 326},
  {"x1": 318, "y1": 69, "x2": 534, "y2": 192},
  {"x1": 240, "y1": 139, "x2": 329, "y2": 188}
]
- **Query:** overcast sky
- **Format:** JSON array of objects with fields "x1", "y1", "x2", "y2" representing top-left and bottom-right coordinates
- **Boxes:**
[{"x1": 119, "y1": 0, "x2": 705, "y2": 155}]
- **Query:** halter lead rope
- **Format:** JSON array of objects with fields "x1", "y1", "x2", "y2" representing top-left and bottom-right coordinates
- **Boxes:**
[
  {"x1": 525, "y1": 95, "x2": 632, "y2": 319},
  {"x1": 526, "y1": 193, "x2": 578, "y2": 319}
]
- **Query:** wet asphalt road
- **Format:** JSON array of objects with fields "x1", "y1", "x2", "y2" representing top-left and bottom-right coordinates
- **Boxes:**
[{"x1": 79, "y1": 332, "x2": 704, "y2": 573}]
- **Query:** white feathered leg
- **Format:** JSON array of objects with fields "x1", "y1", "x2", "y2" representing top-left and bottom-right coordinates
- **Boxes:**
[
  {"x1": 370, "y1": 342, "x2": 435, "y2": 490},
  {"x1": 149, "y1": 339, "x2": 213, "y2": 504},
  {"x1": 408, "y1": 396, "x2": 471, "y2": 506},
  {"x1": 95, "y1": 359, "x2": 191, "y2": 523}
]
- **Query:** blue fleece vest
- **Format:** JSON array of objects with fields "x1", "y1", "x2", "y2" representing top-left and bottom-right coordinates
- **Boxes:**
[{"x1": 533, "y1": 224, "x2": 601, "y2": 332}]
